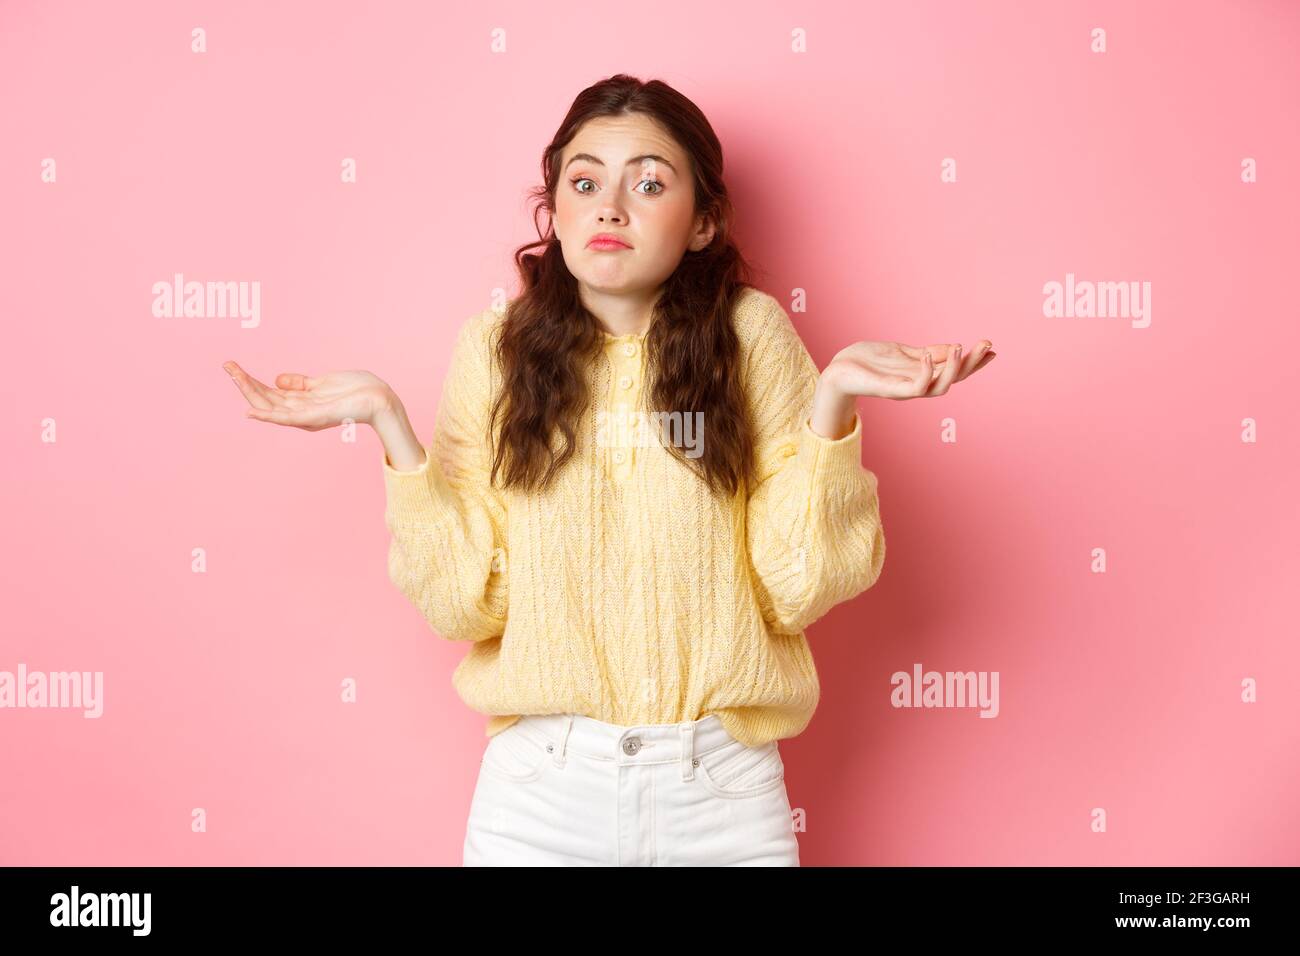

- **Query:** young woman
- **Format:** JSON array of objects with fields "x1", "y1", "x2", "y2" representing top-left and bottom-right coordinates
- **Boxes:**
[{"x1": 223, "y1": 74, "x2": 995, "y2": 866}]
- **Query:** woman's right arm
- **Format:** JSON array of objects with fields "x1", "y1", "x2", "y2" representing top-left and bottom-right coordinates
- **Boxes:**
[
  {"x1": 224, "y1": 308, "x2": 509, "y2": 643},
  {"x1": 377, "y1": 310, "x2": 509, "y2": 643}
]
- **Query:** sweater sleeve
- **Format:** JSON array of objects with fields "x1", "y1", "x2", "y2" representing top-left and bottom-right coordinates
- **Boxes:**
[
  {"x1": 742, "y1": 294, "x2": 886, "y2": 636},
  {"x1": 382, "y1": 308, "x2": 509, "y2": 642}
]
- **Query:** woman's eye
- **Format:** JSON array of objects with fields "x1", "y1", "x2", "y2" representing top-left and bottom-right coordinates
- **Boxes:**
[{"x1": 570, "y1": 177, "x2": 663, "y2": 196}]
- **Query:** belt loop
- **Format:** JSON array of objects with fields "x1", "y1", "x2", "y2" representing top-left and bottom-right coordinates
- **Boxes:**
[
  {"x1": 679, "y1": 721, "x2": 696, "y2": 782},
  {"x1": 553, "y1": 715, "x2": 574, "y2": 767}
]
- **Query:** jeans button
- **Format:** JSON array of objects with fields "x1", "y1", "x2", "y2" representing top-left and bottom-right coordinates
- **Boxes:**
[{"x1": 622, "y1": 736, "x2": 641, "y2": 755}]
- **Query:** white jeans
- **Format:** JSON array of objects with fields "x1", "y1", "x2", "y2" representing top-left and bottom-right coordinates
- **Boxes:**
[{"x1": 463, "y1": 713, "x2": 800, "y2": 866}]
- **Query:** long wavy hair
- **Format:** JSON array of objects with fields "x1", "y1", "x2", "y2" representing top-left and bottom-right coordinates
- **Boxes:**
[{"x1": 488, "y1": 73, "x2": 759, "y2": 499}]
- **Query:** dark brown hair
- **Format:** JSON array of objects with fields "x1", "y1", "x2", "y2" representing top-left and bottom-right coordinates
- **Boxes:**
[{"x1": 489, "y1": 73, "x2": 759, "y2": 499}]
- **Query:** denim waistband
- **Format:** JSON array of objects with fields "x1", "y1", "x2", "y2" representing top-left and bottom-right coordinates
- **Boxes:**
[{"x1": 511, "y1": 712, "x2": 743, "y2": 771}]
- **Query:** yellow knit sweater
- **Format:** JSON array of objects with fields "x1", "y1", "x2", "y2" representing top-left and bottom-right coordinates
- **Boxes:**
[{"x1": 382, "y1": 287, "x2": 885, "y2": 747}]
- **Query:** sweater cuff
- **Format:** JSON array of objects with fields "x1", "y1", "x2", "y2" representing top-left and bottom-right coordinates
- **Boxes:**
[
  {"x1": 382, "y1": 446, "x2": 455, "y2": 527},
  {"x1": 799, "y1": 411, "x2": 864, "y2": 486}
]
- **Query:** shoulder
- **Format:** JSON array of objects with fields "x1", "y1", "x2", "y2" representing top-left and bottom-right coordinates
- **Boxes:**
[
  {"x1": 731, "y1": 285, "x2": 789, "y2": 338},
  {"x1": 730, "y1": 286, "x2": 814, "y2": 382},
  {"x1": 447, "y1": 304, "x2": 509, "y2": 373},
  {"x1": 460, "y1": 303, "x2": 507, "y2": 348},
  {"x1": 437, "y1": 306, "x2": 509, "y2": 407}
]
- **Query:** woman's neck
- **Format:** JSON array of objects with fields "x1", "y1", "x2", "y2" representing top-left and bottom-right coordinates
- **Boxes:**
[{"x1": 579, "y1": 284, "x2": 663, "y2": 337}]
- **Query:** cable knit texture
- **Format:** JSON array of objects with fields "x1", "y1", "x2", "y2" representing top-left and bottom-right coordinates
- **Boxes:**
[{"x1": 382, "y1": 287, "x2": 885, "y2": 747}]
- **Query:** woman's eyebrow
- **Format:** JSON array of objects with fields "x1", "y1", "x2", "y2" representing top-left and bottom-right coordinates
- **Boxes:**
[{"x1": 564, "y1": 152, "x2": 677, "y2": 175}]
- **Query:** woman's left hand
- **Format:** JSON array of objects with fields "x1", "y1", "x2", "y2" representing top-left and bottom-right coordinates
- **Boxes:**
[
  {"x1": 806, "y1": 339, "x2": 996, "y2": 440},
  {"x1": 825, "y1": 339, "x2": 996, "y2": 401}
]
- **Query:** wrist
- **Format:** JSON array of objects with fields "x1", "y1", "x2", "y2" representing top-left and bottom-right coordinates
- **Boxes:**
[
  {"x1": 809, "y1": 374, "x2": 857, "y2": 440},
  {"x1": 371, "y1": 389, "x2": 405, "y2": 428}
]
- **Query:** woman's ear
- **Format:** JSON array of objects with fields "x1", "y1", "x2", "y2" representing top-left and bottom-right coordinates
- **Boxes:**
[{"x1": 689, "y1": 212, "x2": 717, "y2": 251}]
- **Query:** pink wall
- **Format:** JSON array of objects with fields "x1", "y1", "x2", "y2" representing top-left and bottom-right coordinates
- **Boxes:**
[{"x1": 2, "y1": 0, "x2": 1296, "y2": 865}]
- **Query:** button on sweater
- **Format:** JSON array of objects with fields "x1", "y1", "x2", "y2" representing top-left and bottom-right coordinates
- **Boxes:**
[{"x1": 382, "y1": 286, "x2": 886, "y2": 747}]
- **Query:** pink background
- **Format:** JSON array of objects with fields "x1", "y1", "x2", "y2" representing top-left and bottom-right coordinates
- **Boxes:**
[{"x1": 3, "y1": 0, "x2": 1298, "y2": 866}]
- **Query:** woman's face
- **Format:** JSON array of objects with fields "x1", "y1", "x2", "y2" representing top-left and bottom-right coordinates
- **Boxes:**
[{"x1": 553, "y1": 114, "x2": 714, "y2": 303}]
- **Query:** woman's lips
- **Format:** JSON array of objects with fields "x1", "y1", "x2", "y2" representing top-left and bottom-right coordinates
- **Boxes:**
[{"x1": 588, "y1": 239, "x2": 631, "y2": 251}]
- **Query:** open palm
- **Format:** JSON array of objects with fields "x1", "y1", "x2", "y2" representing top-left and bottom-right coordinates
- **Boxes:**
[
  {"x1": 222, "y1": 361, "x2": 392, "y2": 430},
  {"x1": 825, "y1": 340, "x2": 996, "y2": 400}
]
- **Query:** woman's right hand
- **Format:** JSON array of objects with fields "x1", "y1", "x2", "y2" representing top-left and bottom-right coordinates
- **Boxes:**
[{"x1": 222, "y1": 361, "x2": 395, "y2": 431}]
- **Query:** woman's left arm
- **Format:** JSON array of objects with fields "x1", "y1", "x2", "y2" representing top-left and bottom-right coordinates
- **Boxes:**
[
  {"x1": 744, "y1": 296, "x2": 997, "y2": 636},
  {"x1": 743, "y1": 300, "x2": 887, "y2": 637}
]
